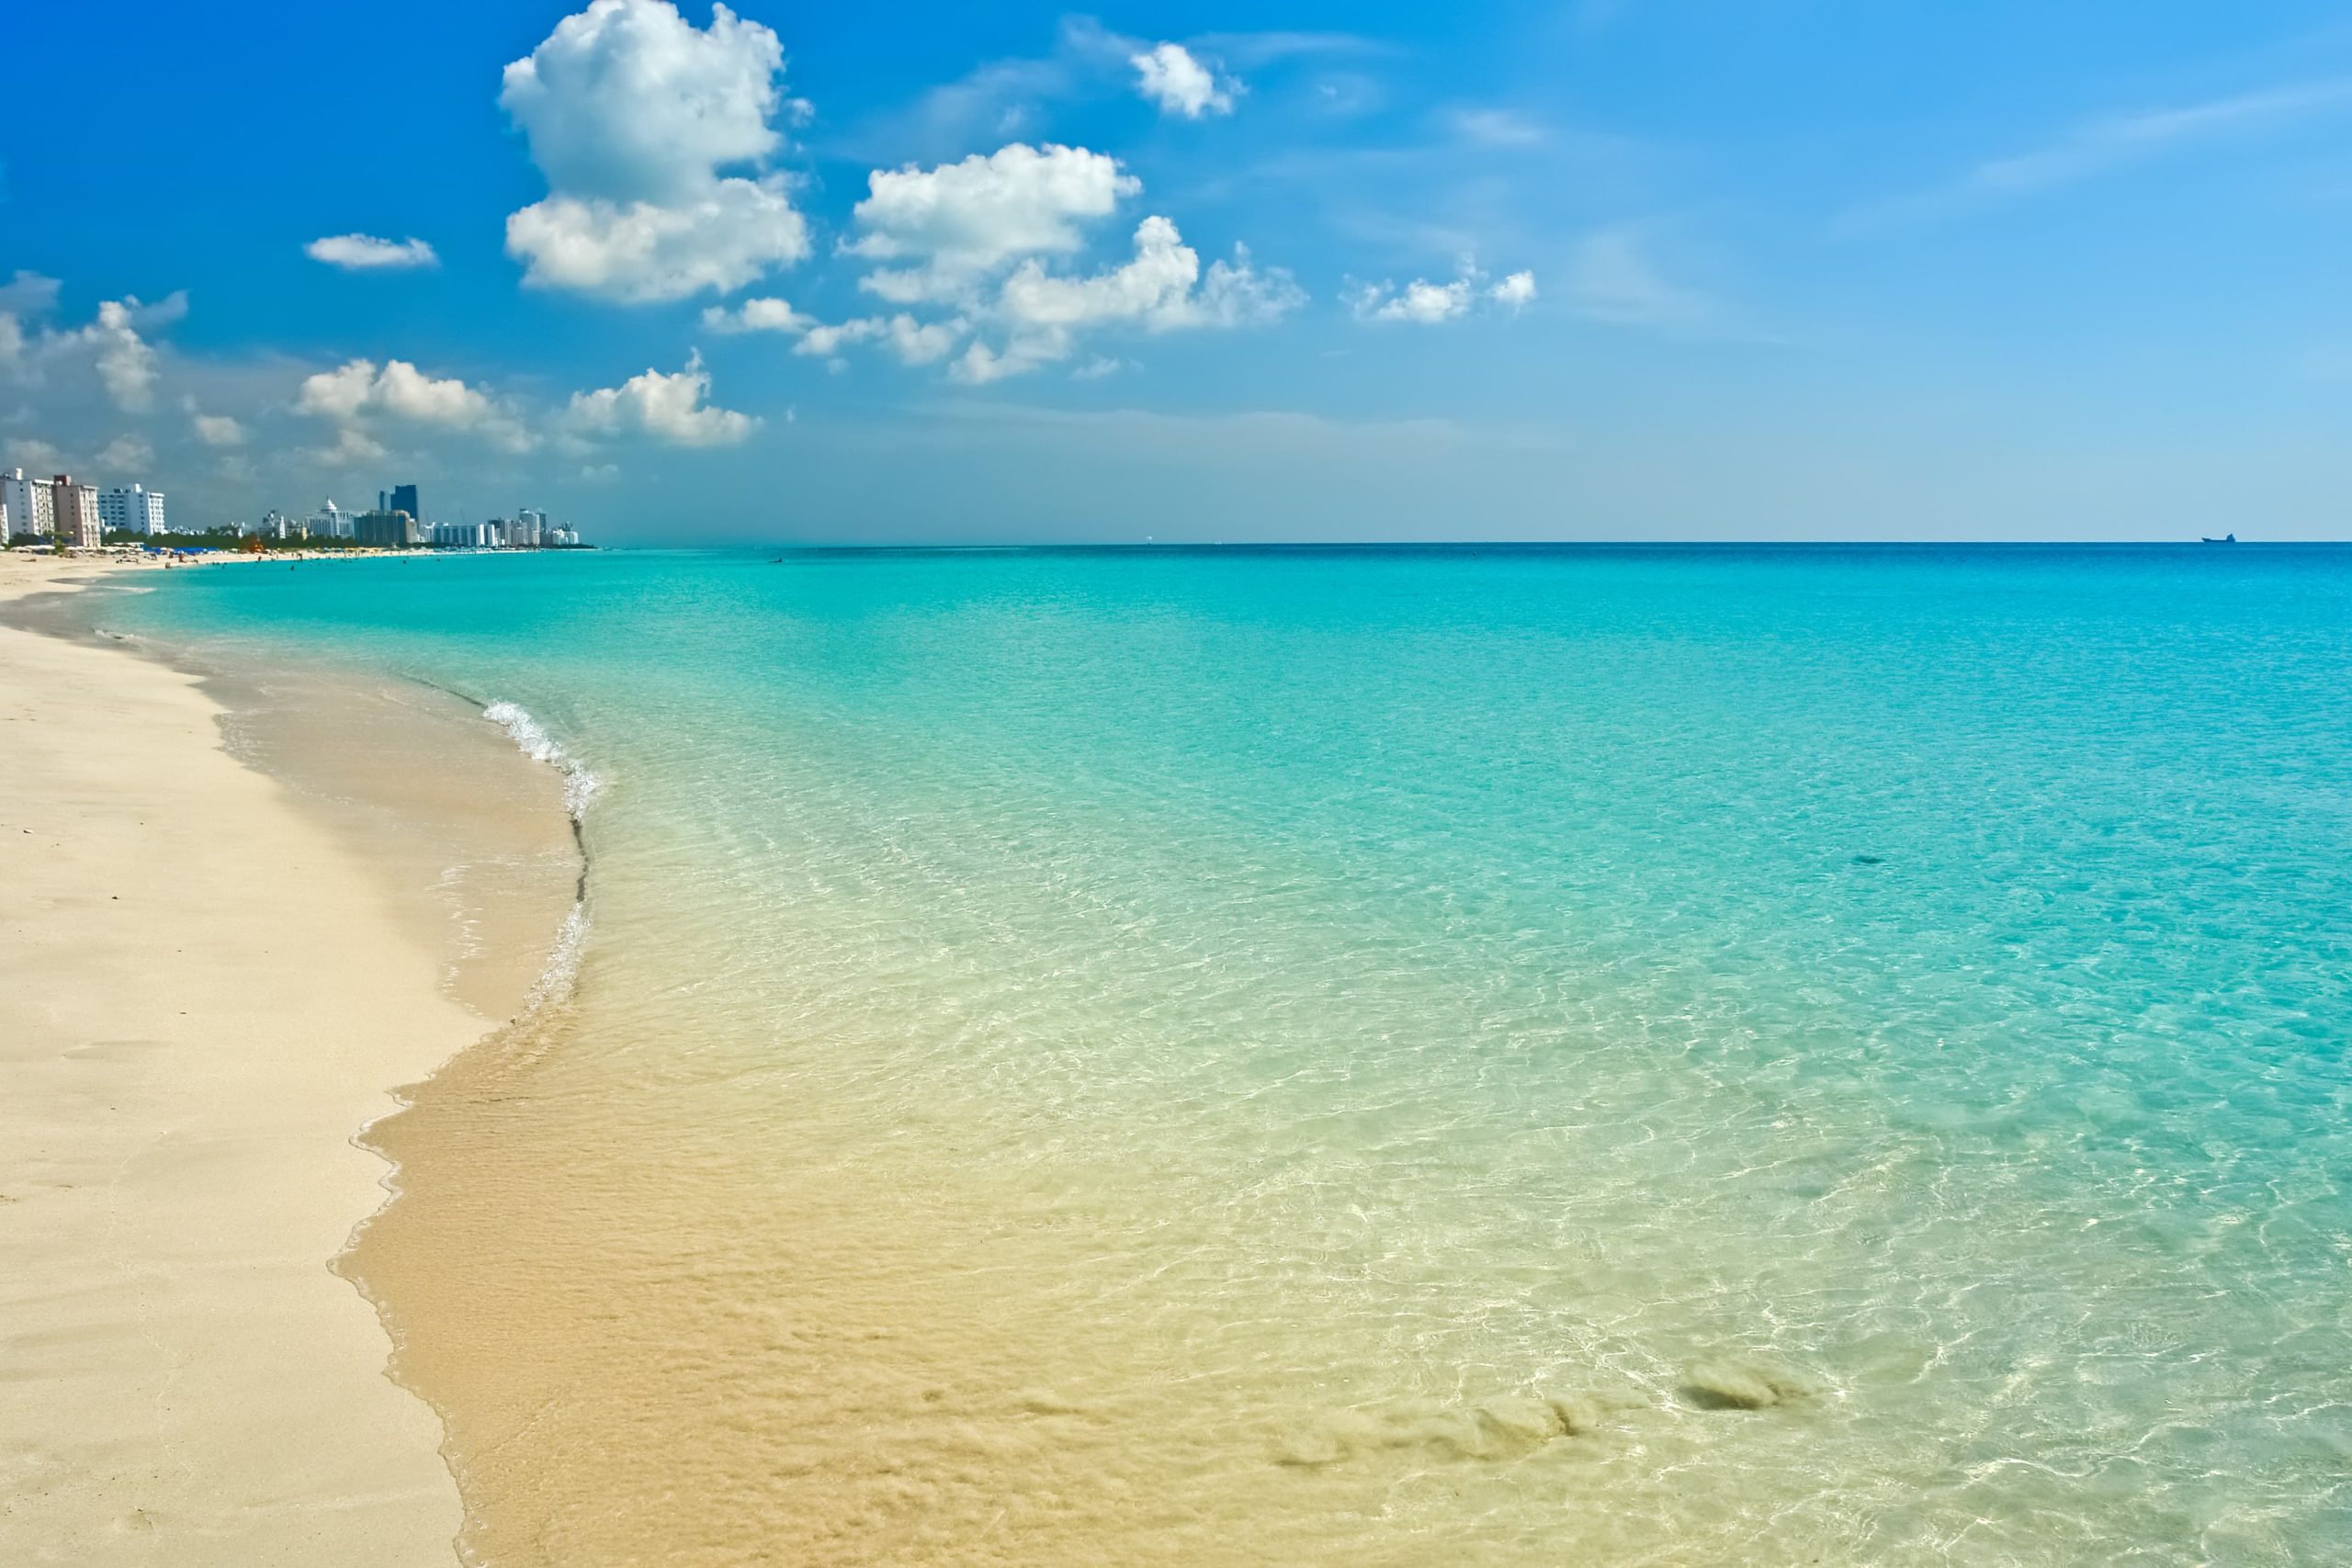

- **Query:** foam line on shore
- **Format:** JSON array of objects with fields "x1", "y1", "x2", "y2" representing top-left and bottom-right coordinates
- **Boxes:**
[{"x1": 483, "y1": 698, "x2": 601, "y2": 821}]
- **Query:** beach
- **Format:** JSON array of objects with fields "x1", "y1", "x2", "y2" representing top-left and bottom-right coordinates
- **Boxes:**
[
  {"x1": 0, "y1": 552, "x2": 575, "y2": 1565},
  {"x1": 11, "y1": 545, "x2": 2352, "y2": 1564}
]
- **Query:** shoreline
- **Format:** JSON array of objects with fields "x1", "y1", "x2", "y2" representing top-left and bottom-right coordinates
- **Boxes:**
[{"x1": 0, "y1": 552, "x2": 582, "y2": 1565}]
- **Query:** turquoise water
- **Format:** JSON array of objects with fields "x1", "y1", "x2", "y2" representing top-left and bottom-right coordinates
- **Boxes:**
[{"x1": 115, "y1": 547, "x2": 2352, "y2": 1564}]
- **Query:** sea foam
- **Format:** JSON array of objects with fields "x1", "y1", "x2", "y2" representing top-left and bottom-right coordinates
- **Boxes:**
[{"x1": 483, "y1": 699, "x2": 600, "y2": 819}]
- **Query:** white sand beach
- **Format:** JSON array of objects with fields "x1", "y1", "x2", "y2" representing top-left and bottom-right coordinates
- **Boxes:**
[{"x1": 0, "y1": 554, "x2": 570, "y2": 1565}]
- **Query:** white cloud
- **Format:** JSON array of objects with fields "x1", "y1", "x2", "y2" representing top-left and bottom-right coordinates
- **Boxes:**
[
  {"x1": 786, "y1": 313, "x2": 967, "y2": 366},
  {"x1": 846, "y1": 143, "x2": 1138, "y2": 302},
  {"x1": 1348, "y1": 276, "x2": 1475, "y2": 324},
  {"x1": 947, "y1": 342, "x2": 1023, "y2": 385},
  {"x1": 1349, "y1": 262, "x2": 1536, "y2": 326},
  {"x1": 0, "y1": 271, "x2": 62, "y2": 317},
  {"x1": 507, "y1": 182, "x2": 808, "y2": 302},
  {"x1": 998, "y1": 215, "x2": 1199, "y2": 337},
  {"x1": 1131, "y1": 43, "x2": 1236, "y2": 119},
  {"x1": 89, "y1": 301, "x2": 159, "y2": 410},
  {"x1": 701, "y1": 296, "x2": 815, "y2": 334},
  {"x1": 503, "y1": 0, "x2": 782, "y2": 200},
  {"x1": 881, "y1": 314, "x2": 966, "y2": 365},
  {"x1": 502, "y1": 0, "x2": 809, "y2": 301},
  {"x1": 698, "y1": 294, "x2": 968, "y2": 366},
  {"x1": 96, "y1": 434, "x2": 153, "y2": 472},
  {"x1": 297, "y1": 357, "x2": 535, "y2": 452},
  {"x1": 191, "y1": 411, "x2": 247, "y2": 446},
  {"x1": 795, "y1": 317, "x2": 882, "y2": 357},
  {"x1": 12, "y1": 438, "x2": 66, "y2": 475},
  {"x1": 1489, "y1": 270, "x2": 1538, "y2": 310},
  {"x1": 306, "y1": 233, "x2": 440, "y2": 270},
  {"x1": 1192, "y1": 244, "x2": 1308, "y2": 328},
  {"x1": 564, "y1": 352, "x2": 757, "y2": 446},
  {"x1": 300, "y1": 358, "x2": 490, "y2": 424},
  {"x1": 0, "y1": 273, "x2": 61, "y2": 368},
  {"x1": 0, "y1": 279, "x2": 186, "y2": 411},
  {"x1": 835, "y1": 144, "x2": 1300, "y2": 380},
  {"x1": 307, "y1": 425, "x2": 389, "y2": 468},
  {"x1": 959, "y1": 217, "x2": 1302, "y2": 381}
]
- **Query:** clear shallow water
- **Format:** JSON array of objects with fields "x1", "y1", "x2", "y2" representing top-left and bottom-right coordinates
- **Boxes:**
[{"x1": 116, "y1": 547, "x2": 2352, "y2": 1564}]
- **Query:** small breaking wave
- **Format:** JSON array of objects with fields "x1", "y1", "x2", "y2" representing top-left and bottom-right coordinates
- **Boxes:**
[
  {"x1": 519, "y1": 901, "x2": 591, "y2": 1018},
  {"x1": 483, "y1": 699, "x2": 600, "y2": 819}
]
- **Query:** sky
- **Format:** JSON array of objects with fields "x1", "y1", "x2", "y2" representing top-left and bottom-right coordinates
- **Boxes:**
[{"x1": 7, "y1": 0, "x2": 2352, "y2": 543}]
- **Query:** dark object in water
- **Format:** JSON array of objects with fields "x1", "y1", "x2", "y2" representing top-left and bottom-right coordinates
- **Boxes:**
[
  {"x1": 1852, "y1": 853, "x2": 1884, "y2": 865},
  {"x1": 2201, "y1": 533, "x2": 2236, "y2": 544},
  {"x1": 1680, "y1": 1358, "x2": 1810, "y2": 1412}
]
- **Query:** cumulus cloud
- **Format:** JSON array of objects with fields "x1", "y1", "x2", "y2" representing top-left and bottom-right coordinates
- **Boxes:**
[
  {"x1": 1192, "y1": 244, "x2": 1310, "y2": 328},
  {"x1": 506, "y1": 183, "x2": 808, "y2": 302},
  {"x1": 0, "y1": 272, "x2": 61, "y2": 367},
  {"x1": 308, "y1": 424, "x2": 389, "y2": 468},
  {"x1": 297, "y1": 357, "x2": 534, "y2": 452},
  {"x1": 830, "y1": 142, "x2": 1301, "y2": 380},
  {"x1": 799, "y1": 314, "x2": 967, "y2": 364},
  {"x1": 96, "y1": 434, "x2": 154, "y2": 472},
  {"x1": 846, "y1": 143, "x2": 1138, "y2": 303},
  {"x1": 956, "y1": 218, "x2": 1301, "y2": 382},
  {"x1": 1348, "y1": 276, "x2": 1475, "y2": 324},
  {"x1": 1131, "y1": 42, "x2": 1237, "y2": 118},
  {"x1": 708, "y1": 304, "x2": 966, "y2": 367},
  {"x1": 191, "y1": 411, "x2": 247, "y2": 446},
  {"x1": 564, "y1": 352, "x2": 758, "y2": 446},
  {"x1": 93, "y1": 298, "x2": 183, "y2": 410},
  {"x1": 1348, "y1": 264, "x2": 1532, "y2": 325},
  {"x1": 306, "y1": 233, "x2": 440, "y2": 270},
  {"x1": 502, "y1": 0, "x2": 809, "y2": 301},
  {"x1": 12, "y1": 437, "x2": 66, "y2": 475},
  {"x1": 0, "y1": 282, "x2": 186, "y2": 410},
  {"x1": 1489, "y1": 270, "x2": 1538, "y2": 310},
  {"x1": 701, "y1": 296, "x2": 816, "y2": 334},
  {"x1": 300, "y1": 358, "x2": 489, "y2": 423},
  {"x1": 0, "y1": 270, "x2": 62, "y2": 317}
]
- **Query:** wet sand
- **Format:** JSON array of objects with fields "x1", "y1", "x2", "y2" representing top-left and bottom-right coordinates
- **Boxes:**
[{"x1": 0, "y1": 553, "x2": 577, "y2": 1565}]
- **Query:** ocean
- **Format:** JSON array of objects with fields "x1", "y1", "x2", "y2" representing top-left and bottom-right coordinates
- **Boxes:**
[{"x1": 108, "y1": 545, "x2": 2352, "y2": 1565}]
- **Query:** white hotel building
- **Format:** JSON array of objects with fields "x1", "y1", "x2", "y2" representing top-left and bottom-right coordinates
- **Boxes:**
[
  {"x1": 99, "y1": 483, "x2": 167, "y2": 536},
  {"x1": 3, "y1": 468, "x2": 55, "y2": 538},
  {"x1": 310, "y1": 500, "x2": 357, "y2": 539}
]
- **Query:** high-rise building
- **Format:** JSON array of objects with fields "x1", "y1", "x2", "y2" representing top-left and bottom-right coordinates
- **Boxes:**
[
  {"x1": 99, "y1": 483, "x2": 167, "y2": 536},
  {"x1": 355, "y1": 510, "x2": 419, "y2": 547},
  {"x1": 51, "y1": 475, "x2": 103, "y2": 549},
  {"x1": 390, "y1": 483, "x2": 420, "y2": 524},
  {"x1": 3, "y1": 468, "x2": 53, "y2": 538}
]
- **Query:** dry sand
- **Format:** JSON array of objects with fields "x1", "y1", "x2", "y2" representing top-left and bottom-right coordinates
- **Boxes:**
[{"x1": 0, "y1": 552, "x2": 574, "y2": 1565}]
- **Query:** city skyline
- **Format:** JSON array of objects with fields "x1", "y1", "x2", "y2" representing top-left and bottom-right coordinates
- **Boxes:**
[{"x1": 8, "y1": 1, "x2": 2352, "y2": 543}]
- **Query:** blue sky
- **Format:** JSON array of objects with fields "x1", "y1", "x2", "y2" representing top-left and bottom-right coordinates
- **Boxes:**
[{"x1": 7, "y1": 1, "x2": 2352, "y2": 541}]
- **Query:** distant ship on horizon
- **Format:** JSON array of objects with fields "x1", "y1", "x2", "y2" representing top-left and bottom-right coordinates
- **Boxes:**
[{"x1": 2201, "y1": 532, "x2": 2238, "y2": 544}]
